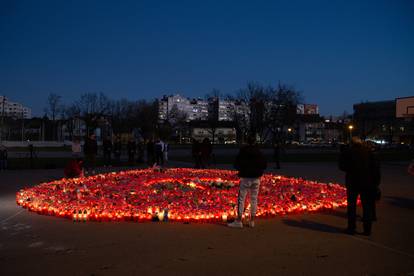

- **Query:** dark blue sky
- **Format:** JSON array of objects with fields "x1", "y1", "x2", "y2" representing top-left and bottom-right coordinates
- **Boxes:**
[{"x1": 1, "y1": 0, "x2": 413, "y2": 116}]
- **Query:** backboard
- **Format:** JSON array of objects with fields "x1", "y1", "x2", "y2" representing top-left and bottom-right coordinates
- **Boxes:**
[{"x1": 396, "y1": 96, "x2": 414, "y2": 118}]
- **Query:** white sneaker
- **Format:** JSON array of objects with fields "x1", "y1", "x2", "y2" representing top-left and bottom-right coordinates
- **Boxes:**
[
  {"x1": 249, "y1": 221, "x2": 255, "y2": 228},
  {"x1": 227, "y1": 220, "x2": 243, "y2": 228}
]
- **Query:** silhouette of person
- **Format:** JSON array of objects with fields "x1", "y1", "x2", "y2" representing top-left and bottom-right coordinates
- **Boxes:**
[{"x1": 339, "y1": 137, "x2": 380, "y2": 235}]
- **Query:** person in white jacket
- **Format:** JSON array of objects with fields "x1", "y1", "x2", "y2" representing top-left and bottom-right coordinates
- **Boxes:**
[{"x1": 71, "y1": 137, "x2": 82, "y2": 158}]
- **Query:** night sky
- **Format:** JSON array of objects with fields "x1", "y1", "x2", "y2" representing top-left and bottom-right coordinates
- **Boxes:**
[{"x1": 1, "y1": 0, "x2": 413, "y2": 116}]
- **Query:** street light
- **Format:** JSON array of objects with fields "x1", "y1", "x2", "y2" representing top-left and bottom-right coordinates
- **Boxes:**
[
  {"x1": 348, "y1": 124, "x2": 354, "y2": 142},
  {"x1": 287, "y1": 127, "x2": 293, "y2": 144}
]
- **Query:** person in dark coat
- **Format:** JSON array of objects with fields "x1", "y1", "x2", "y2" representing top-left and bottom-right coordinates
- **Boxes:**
[
  {"x1": 84, "y1": 134, "x2": 98, "y2": 174},
  {"x1": 113, "y1": 136, "x2": 122, "y2": 165},
  {"x1": 146, "y1": 139, "x2": 155, "y2": 165},
  {"x1": 28, "y1": 142, "x2": 35, "y2": 169},
  {"x1": 0, "y1": 145, "x2": 7, "y2": 170},
  {"x1": 102, "y1": 136, "x2": 113, "y2": 166},
  {"x1": 127, "y1": 138, "x2": 137, "y2": 165},
  {"x1": 200, "y1": 138, "x2": 212, "y2": 168},
  {"x1": 273, "y1": 141, "x2": 281, "y2": 169},
  {"x1": 192, "y1": 139, "x2": 202, "y2": 168},
  {"x1": 338, "y1": 137, "x2": 381, "y2": 235},
  {"x1": 228, "y1": 136, "x2": 267, "y2": 228},
  {"x1": 136, "y1": 141, "x2": 145, "y2": 163},
  {"x1": 154, "y1": 139, "x2": 165, "y2": 166}
]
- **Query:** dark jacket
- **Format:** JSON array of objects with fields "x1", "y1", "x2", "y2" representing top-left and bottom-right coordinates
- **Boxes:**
[
  {"x1": 64, "y1": 160, "x2": 83, "y2": 178},
  {"x1": 103, "y1": 139, "x2": 113, "y2": 154},
  {"x1": 84, "y1": 138, "x2": 98, "y2": 155},
  {"x1": 0, "y1": 149, "x2": 7, "y2": 160},
  {"x1": 234, "y1": 145, "x2": 267, "y2": 178},
  {"x1": 338, "y1": 143, "x2": 380, "y2": 191}
]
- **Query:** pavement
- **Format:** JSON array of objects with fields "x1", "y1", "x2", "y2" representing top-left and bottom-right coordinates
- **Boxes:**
[{"x1": 0, "y1": 162, "x2": 413, "y2": 276}]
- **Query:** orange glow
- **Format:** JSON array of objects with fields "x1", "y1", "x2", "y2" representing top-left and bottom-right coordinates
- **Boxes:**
[{"x1": 16, "y1": 168, "x2": 347, "y2": 223}]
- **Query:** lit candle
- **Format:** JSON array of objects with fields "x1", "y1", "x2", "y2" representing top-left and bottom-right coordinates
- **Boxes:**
[{"x1": 157, "y1": 211, "x2": 164, "y2": 221}]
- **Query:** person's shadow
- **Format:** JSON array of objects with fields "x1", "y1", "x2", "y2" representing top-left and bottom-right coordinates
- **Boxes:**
[
  {"x1": 385, "y1": 196, "x2": 414, "y2": 210},
  {"x1": 282, "y1": 219, "x2": 343, "y2": 234}
]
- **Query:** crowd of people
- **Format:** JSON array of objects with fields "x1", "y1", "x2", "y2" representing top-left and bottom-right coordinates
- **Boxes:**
[
  {"x1": 66, "y1": 135, "x2": 170, "y2": 177},
  {"x1": 2, "y1": 132, "x2": 413, "y2": 235}
]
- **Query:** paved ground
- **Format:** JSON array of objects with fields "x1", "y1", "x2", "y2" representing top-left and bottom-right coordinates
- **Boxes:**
[{"x1": 0, "y1": 162, "x2": 413, "y2": 275}]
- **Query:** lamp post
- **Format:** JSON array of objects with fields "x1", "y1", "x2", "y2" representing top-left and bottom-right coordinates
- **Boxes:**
[
  {"x1": 348, "y1": 124, "x2": 354, "y2": 143},
  {"x1": 287, "y1": 127, "x2": 292, "y2": 144}
]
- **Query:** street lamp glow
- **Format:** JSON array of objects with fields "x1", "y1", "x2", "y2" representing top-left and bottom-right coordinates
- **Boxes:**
[
  {"x1": 348, "y1": 125, "x2": 354, "y2": 130},
  {"x1": 287, "y1": 128, "x2": 292, "y2": 132}
]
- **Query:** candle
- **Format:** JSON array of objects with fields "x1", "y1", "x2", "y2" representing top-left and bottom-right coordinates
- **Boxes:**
[{"x1": 157, "y1": 211, "x2": 165, "y2": 221}]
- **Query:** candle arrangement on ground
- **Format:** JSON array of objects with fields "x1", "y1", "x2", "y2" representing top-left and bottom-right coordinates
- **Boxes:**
[{"x1": 16, "y1": 168, "x2": 347, "y2": 223}]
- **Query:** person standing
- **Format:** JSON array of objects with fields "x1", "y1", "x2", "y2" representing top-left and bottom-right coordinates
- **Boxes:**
[
  {"x1": 200, "y1": 138, "x2": 212, "y2": 168},
  {"x1": 146, "y1": 139, "x2": 155, "y2": 165},
  {"x1": 163, "y1": 142, "x2": 169, "y2": 165},
  {"x1": 154, "y1": 139, "x2": 165, "y2": 166},
  {"x1": 273, "y1": 141, "x2": 281, "y2": 169},
  {"x1": 0, "y1": 145, "x2": 7, "y2": 171},
  {"x1": 338, "y1": 137, "x2": 381, "y2": 235},
  {"x1": 102, "y1": 136, "x2": 113, "y2": 166},
  {"x1": 113, "y1": 136, "x2": 122, "y2": 165},
  {"x1": 192, "y1": 139, "x2": 201, "y2": 168},
  {"x1": 127, "y1": 138, "x2": 137, "y2": 165},
  {"x1": 228, "y1": 136, "x2": 267, "y2": 228},
  {"x1": 137, "y1": 140, "x2": 144, "y2": 163},
  {"x1": 84, "y1": 134, "x2": 98, "y2": 174},
  {"x1": 28, "y1": 142, "x2": 35, "y2": 169}
]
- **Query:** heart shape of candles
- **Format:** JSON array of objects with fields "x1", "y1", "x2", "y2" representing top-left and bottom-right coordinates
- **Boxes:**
[{"x1": 16, "y1": 168, "x2": 347, "y2": 222}]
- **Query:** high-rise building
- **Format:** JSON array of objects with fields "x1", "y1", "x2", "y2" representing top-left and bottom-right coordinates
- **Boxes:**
[
  {"x1": 159, "y1": 94, "x2": 249, "y2": 123},
  {"x1": 0, "y1": 96, "x2": 32, "y2": 119},
  {"x1": 158, "y1": 95, "x2": 209, "y2": 122}
]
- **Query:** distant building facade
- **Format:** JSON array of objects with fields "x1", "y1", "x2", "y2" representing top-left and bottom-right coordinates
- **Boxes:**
[
  {"x1": 0, "y1": 96, "x2": 32, "y2": 119},
  {"x1": 158, "y1": 94, "x2": 249, "y2": 123},
  {"x1": 353, "y1": 99, "x2": 414, "y2": 144},
  {"x1": 158, "y1": 95, "x2": 209, "y2": 122},
  {"x1": 296, "y1": 104, "x2": 319, "y2": 115}
]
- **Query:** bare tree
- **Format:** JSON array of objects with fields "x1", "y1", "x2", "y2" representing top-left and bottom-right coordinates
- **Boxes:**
[
  {"x1": 74, "y1": 92, "x2": 111, "y2": 135},
  {"x1": 232, "y1": 82, "x2": 302, "y2": 143},
  {"x1": 44, "y1": 93, "x2": 63, "y2": 140},
  {"x1": 236, "y1": 82, "x2": 269, "y2": 142},
  {"x1": 225, "y1": 94, "x2": 250, "y2": 143},
  {"x1": 64, "y1": 104, "x2": 81, "y2": 140},
  {"x1": 265, "y1": 83, "x2": 302, "y2": 142},
  {"x1": 45, "y1": 93, "x2": 63, "y2": 121}
]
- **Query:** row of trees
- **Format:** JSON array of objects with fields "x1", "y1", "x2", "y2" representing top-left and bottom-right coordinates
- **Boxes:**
[
  {"x1": 44, "y1": 93, "x2": 158, "y2": 140},
  {"x1": 203, "y1": 82, "x2": 302, "y2": 143},
  {"x1": 42, "y1": 81, "x2": 302, "y2": 142}
]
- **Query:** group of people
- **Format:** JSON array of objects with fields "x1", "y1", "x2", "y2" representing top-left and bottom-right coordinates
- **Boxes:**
[
  {"x1": 102, "y1": 136, "x2": 147, "y2": 166},
  {"x1": 63, "y1": 133, "x2": 414, "y2": 235},
  {"x1": 146, "y1": 139, "x2": 168, "y2": 167},
  {"x1": 192, "y1": 138, "x2": 213, "y2": 168},
  {"x1": 228, "y1": 136, "x2": 387, "y2": 235},
  {"x1": 66, "y1": 135, "x2": 169, "y2": 177}
]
